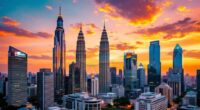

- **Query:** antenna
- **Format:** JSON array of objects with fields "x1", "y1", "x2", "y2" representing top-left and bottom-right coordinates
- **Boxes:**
[{"x1": 59, "y1": 6, "x2": 61, "y2": 16}]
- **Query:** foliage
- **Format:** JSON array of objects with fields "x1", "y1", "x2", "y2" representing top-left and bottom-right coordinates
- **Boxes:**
[{"x1": 113, "y1": 97, "x2": 130, "y2": 107}]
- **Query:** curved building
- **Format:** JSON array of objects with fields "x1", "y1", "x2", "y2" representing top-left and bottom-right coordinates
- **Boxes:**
[{"x1": 53, "y1": 7, "x2": 66, "y2": 96}]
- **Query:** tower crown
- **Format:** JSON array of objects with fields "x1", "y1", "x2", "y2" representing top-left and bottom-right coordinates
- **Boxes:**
[{"x1": 57, "y1": 6, "x2": 63, "y2": 28}]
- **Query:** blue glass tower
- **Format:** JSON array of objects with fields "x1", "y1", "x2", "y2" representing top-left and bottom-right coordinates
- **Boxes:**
[
  {"x1": 173, "y1": 44, "x2": 184, "y2": 94},
  {"x1": 148, "y1": 40, "x2": 161, "y2": 92}
]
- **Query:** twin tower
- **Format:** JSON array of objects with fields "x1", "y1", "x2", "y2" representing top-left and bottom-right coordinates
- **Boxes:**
[{"x1": 53, "y1": 8, "x2": 111, "y2": 97}]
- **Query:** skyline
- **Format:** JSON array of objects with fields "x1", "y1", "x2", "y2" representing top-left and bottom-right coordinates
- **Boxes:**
[{"x1": 0, "y1": 0, "x2": 200, "y2": 75}]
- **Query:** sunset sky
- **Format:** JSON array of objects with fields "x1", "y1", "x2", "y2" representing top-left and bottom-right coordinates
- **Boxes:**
[{"x1": 0, "y1": 0, "x2": 200, "y2": 76}]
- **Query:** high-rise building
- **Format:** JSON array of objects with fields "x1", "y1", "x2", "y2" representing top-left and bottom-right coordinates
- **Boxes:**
[
  {"x1": 167, "y1": 68, "x2": 182, "y2": 98},
  {"x1": 182, "y1": 91, "x2": 197, "y2": 106},
  {"x1": 99, "y1": 23, "x2": 110, "y2": 93},
  {"x1": 8, "y1": 46, "x2": 27, "y2": 106},
  {"x1": 135, "y1": 92, "x2": 167, "y2": 110},
  {"x1": 91, "y1": 77, "x2": 99, "y2": 96},
  {"x1": 53, "y1": 7, "x2": 66, "y2": 96},
  {"x1": 137, "y1": 63, "x2": 146, "y2": 90},
  {"x1": 110, "y1": 67, "x2": 117, "y2": 85},
  {"x1": 124, "y1": 52, "x2": 138, "y2": 94},
  {"x1": 173, "y1": 44, "x2": 184, "y2": 94},
  {"x1": 68, "y1": 62, "x2": 81, "y2": 94},
  {"x1": 148, "y1": 40, "x2": 161, "y2": 92},
  {"x1": 155, "y1": 83, "x2": 173, "y2": 105},
  {"x1": 118, "y1": 69, "x2": 124, "y2": 85},
  {"x1": 197, "y1": 70, "x2": 200, "y2": 106},
  {"x1": 76, "y1": 25, "x2": 87, "y2": 92},
  {"x1": 37, "y1": 69, "x2": 54, "y2": 110}
]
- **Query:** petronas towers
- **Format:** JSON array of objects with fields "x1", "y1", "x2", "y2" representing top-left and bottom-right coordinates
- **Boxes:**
[
  {"x1": 76, "y1": 26, "x2": 87, "y2": 92},
  {"x1": 99, "y1": 24, "x2": 111, "y2": 93},
  {"x1": 53, "y1": 7, "x2": 110, "y2": 94}
]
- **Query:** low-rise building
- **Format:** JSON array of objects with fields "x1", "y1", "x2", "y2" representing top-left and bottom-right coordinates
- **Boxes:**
[
  {"x1": 63, "y1": 92, "x2": 101, "y2": 110},
  {"x1": 135, "y1": 92, "x2": 167, "y2": 110}
]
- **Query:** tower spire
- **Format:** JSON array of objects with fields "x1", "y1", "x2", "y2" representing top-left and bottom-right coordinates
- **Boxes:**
[
  {"x1": 103, "y1": 19, "x2": 106, "y2": 30},
  {"x1": 80, "y1": 23, "x2": 82, "y2": 31},
  {"x1": 59, "y1": 6, "x2": 61, "y2": 16}
]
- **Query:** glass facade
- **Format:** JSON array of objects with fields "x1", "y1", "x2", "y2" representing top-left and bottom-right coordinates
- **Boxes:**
[{"x1": 148, "y1": 40, "x2": 161, "y2": 92}]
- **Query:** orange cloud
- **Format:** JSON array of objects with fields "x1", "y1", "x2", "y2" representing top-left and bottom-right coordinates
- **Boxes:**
[
  {"x1": 177, "y1": 6, "x2": 189, "y2": 12},
  {"x1": 110, "y1": 43, "x2": 137, "y2": 51},
  {"x1": 2, "y1": 16, "x2": 20, "y2": 26},
  {"x1": 94, "y1": 0, "x2": 166, "y2": 26}
]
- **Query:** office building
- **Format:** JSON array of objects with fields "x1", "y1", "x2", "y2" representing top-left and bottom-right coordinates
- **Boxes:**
[
  {"x1": 124, "y1": 52, "x2": 138, "y2": 94},
  {"x1": 137, "y1": 63, "x2": 146, "y2": 90},
  {"x1": 135, "y1": 92, "x2": 167, "y2": 110},
  {"x1": 148, "y1": 40, "x2": 161, "y2": 92},
  {"x1": 110, "y1": 67, "x2": 117, "y2": 85},
  {"x1": 110, "y1": 84, "x2": 125, "y2": 98},
  {"x1": 53, "y1": 7, "x2": 66, "y2": 96},
  {"x1": 76, "y1": 25, "x2": 87, "y2": 92},
  {"x1": 155, "y1": 83, "x2": 173, "y2": 105},
  {"x1": 182, "y1": 91, "x2": 197, "y2": 106},
  {"x1": 68, "y1": 62, "x2": 81, "y2": 93},
  {"x1": 118, "y1": 69, "x2": 123, "y2": 85},
  {"x1": 8, "y1": 46, "x2": 27, "y2": 106},
  {"x1": 99, "y1": 23, "x2": 110, "y2": 93},
  {"x1": 28, "y1": 84, "x2": 37, "y2": 97},
  {"x1": 37, "y1": 69, "x2": 54, "y2": 110},
  {"x1": 167, "y1": 68, "x2": 182, "y2": 98},
  {"x1": 91, "y1": 77, "x2": 99, "y2": 96},
  {"x1": 63, "y1": 92, "x2": 101, "y2": 110}
]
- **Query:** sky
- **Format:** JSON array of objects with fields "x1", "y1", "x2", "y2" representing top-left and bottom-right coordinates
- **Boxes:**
[{"x1": 0, "y1": 0, "x2": 200, "y2": 76}]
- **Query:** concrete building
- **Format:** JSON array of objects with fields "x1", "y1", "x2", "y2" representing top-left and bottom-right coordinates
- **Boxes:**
[
  {"x1": 37, "y1": 69, "x2": 54, "y2": 110},
  {"x1": 8, "y1": 46, "x2": 28, "y2": 106},
  {"x1": 98, "y1": 92, "x2": 117, "y2": 106},
  {"x1": 182, "y1": 91, "x2": 197, "y2": 106},
  {"x1": 91, "y1": 77, "x2": 99, "y2": 96},
  {"x1": 63, "y1": 92, "x2": 101, "y2": 110},
  {"x1": 110, "y1": 84, "x2": 125, "y2": 97},
  {"x1": 155, "y1": 83, "x2": 173, "y2": 105},
  {"x1": 135, "y1": 92, "x2": 167, "y2": 110},
  {"x1": 167, "y1": 68, "x2": 182, "y2": 98},
  {"x1": 27, "y1": 84, "x2": 37, "y2": 97}
]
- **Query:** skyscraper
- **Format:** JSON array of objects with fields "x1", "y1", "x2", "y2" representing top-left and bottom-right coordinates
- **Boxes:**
[
  {"x1": 8, "y1": 46, "x2": 27, "y2": 106},
  {"x1": 53, "y1": 7, "x2": 66, "y2": 96},
  {"x1": 99, "y1": 23, "x2": 110, "y2": 93},
  {"x1": 173, "y1": 44, "x2": 184, "y2": 93},
  {"x1": 148, "y1": 40, "x2": 161, "y2": 92},
  {"x1": 37, "y1": 69, "x2": 54, "y2": 110},
  {"x1": 68, "y1": 62, "x2": 81, "y2": 93},
  {"x1": 137, "y1": 63, "x2": 146, "y2": 90},
  {"x1": 76, "y1": 25, "x2": 87, "y2": 92},
  {"x1": 110, "y1": 67, "x2": 117, "y2": 85},
  {"x1": 124, "y1": 52, "x2": 138, "y2": 94},
  {"x1": 197, "y1": 70, "x2": 200, "y2": 106}
]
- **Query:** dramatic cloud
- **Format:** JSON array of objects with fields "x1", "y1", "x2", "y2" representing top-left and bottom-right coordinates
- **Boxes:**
[
  {"x1": 29, "y1": 55, "x2": 52, "y2": 60},
  {"x1": 1, "y1": 16, "x2": 20, "y2": 26},
  {"x1": 111, "y1": 43, "x2": 137, "y2": 51},
  {"x1": 0, "y1": 17, "x2": 52, "y2": 38},
  {"x1": 45, "y1": 5, "x2": 53, "y2": 10},
  {"x1": 184, "y1": 50, "x2": 200, "y2": 59},
  {"x1": 87, "y1": 47, "x2": 99, "y2": 58},
  {"x1": 70, "y1": 23, "x2": 99, "y2": 36},
  {"x1": 135, "y1": 17, "x2": 200, "y2": 40},
  {"x1": 94, "y1": 0, "x2": 166, "y2": 26}
]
